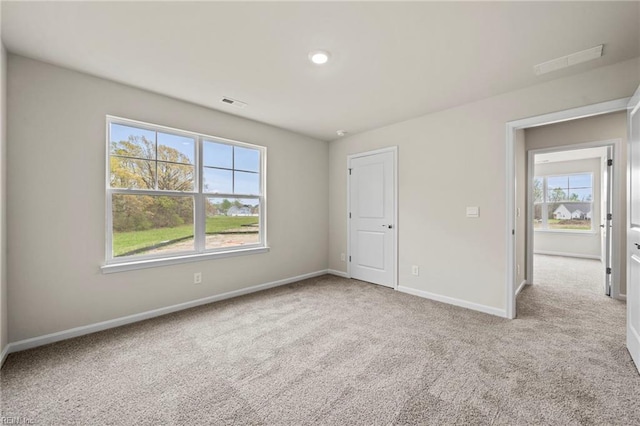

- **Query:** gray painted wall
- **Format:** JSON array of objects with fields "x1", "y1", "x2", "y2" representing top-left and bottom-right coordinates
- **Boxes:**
[
  {"x1": 328, "y1": 58, "x2": 639, "y2": 312},
  {"x1": 7, "y1": 55, "x2": 329, "y2": 342}
]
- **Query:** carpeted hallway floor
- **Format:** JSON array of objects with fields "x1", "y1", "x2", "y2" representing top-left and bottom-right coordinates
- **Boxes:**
[
  {"x1": 533, "y1": 254, "x2": 605, "y2": 294},
  {"x1": 1, "y1": 274, "x2": 638, "y2": 425}
]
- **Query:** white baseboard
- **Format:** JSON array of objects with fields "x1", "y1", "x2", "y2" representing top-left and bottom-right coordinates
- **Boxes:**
[
  {"x1": 397, "y1": 286, "x2": 506, "y2": 318},
  {"x1": 4, "y1": 269, "x2": 329, "y2": 357},
  {"x1": 619, "y1": 293, "x2": 627, "y2": 301},
  {"x1": 534, "y1": 250, "x2": 601, "y2": 260},
  {"x1": 0, "y1": 344, "x2": 9, "y2": 368},
  {"x1": 516, "y1": 280, "x2": 529, "y2": 296},
  {"x1": 327, "y1": 269, "x2": 349, "y2": 278}
]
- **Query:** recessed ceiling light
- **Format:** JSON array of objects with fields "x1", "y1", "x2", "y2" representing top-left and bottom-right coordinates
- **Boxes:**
[
  {"x1": 336, "y1": 130, "x2": 348, "y2": 137},
  {"x1": 309, "y1": 50, "x2": 330, "y2": 65}
]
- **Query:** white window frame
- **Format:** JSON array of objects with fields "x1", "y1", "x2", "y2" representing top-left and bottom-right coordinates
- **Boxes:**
[
  {"x1": 102, "y1": 116, "x2": 268, "y2": 273},
  {"x1": 533, "y1": 172, "x2": 594, "y2": 233}
]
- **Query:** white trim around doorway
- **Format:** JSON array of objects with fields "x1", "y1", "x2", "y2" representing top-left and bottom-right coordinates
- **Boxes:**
[{"x1": 505, "y1": 98, "x2": 630, "y2": 319}]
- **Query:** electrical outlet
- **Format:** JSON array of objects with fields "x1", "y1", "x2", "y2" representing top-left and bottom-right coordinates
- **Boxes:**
[
  {"x1": 411, "y1": 265, "x2": 419, "y2": 276},
  {"x1": 340, "y1": 253, "x2": 346, "y2": 262},
  {"x1": 194, "y1": 272, "x2": 202, "y2": 284}
]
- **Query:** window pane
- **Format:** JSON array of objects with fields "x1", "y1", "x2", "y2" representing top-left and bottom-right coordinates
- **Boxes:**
[
  {"x1": 205, "y1": 197, "x2": 260, "y2": 249},
  {"x1": 533, "y1": 204, "x2": 543, "y2": 228},
  {"x1": 549, "y1": 202, "x2": 592, "y2": 230},
  {"x1": 157, "y1": 132, "x2": 195, "y2": 164},
  {"x1": 533, "y1": 177, "x2": 543, "y2": 203},
  {"x1": 568, "y1": 173, "x2": 591, "y2": 189},
  {"x1": 234, "y1": 146, "x2": 260, "y2": 172},
  {"x1": 234, "y1": 171, "x2": 260, "y2": 195},
  {"x1": 157, "y1": 162, "x2": 195, "y2": 191},
  {"x1": 568, "y1": 188, "x2": 592, "y2": 202},
  {"x1": 547, "y1": 176, "x2": 568, "y2": 189},
  {"x1": 203, "y1": 168, "x2": 232, "y2": 193},
  {"x1": 548, "y1": 219, "x2": 592, "y2": 230},
  {"x1": 110, "y1": 157, "x2": 155, "y2": 189},
  {"x1": 203, "y1": 141, "x2": 233, "y2": 169},
  {"x1": 544, "y1": 174, "x2": 592, "y2": 202},
  {"x1": 112, "y1": 194, "x2": 194, "y2": 257},
  {"x1": 110, "y1": 123, "x2": 156, "y2": 159},
  {"x1": 547, "y1": 186, "x2": 569, "y2": 202}
]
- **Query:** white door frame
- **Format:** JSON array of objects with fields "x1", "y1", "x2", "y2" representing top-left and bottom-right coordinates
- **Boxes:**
[
  {"x1": 526, "y1": 139, "x2": 622, "y2": 299},
  {"x1": 506, "y1": 98, "x2": 630, "y2": 319},
  {"x1": 347, "y1": 146, "x2": 399, "y2": 289}
]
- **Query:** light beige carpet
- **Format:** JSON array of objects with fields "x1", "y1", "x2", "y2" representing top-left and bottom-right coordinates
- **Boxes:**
[
  {"x1": 534, "y1": 254, "x2": 605, "y2": 294},
  {"x1": 1, "y1": 274, "x2": 638, "y2": 425}
]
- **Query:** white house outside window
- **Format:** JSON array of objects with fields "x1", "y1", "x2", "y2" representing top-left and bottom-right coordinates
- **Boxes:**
[
  {"x1": 104, "y1": 116, "x2": 266, "y2": 271},
  {"x1": 533, "y1": 173, "x2": 593, "y2": 232}
]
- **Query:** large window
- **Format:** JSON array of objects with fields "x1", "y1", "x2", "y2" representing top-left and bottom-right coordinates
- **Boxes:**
[
  {"x1": 105, "y1": 117, "x2": 265, "y2": 269},
  {"x1": 533, "y1": 173, "x2": 593, "y2": 231}
]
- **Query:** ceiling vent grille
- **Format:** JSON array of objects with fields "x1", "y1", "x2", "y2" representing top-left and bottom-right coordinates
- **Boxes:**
[
  {"x1": 534, "y1": 45, "x2": 603, "y2": 76},
  {"x1": 220, "y1": 97, "x2": 247, "y2": 108}
]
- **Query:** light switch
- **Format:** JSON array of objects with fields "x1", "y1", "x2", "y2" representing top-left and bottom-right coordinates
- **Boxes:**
[{"x1": 466, "y1": 206, "x2": 479, "y2": 218}]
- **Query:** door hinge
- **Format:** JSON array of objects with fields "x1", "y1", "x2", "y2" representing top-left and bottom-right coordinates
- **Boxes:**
[
  {"x1": 607, "y1": 213, "x2": 612, "y2": 220},
  {"x1": 348, "y1": 168, "x2": 352, "y2": 175},
  {"x1": 606, "y1": 267, "x2": 612, "y2": 275},
  {"x1": 349, "y1": 256, "x2": 351, "y2": 262},
  {"x1": 349, "y1": 212, "x2": 351, "y2": 218},
  {"x1": 607, "y1": 159, "x2": 613, "y2": 166},
  {"x1": 512, "y1": 229, "x2": 515, "y2": 235}
]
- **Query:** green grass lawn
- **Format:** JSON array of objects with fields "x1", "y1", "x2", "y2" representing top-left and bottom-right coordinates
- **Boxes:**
[
  {"x1": 547, "y1": 219, "x2": 591, "y2": 230},
  {"x1": 204, "y1": 216, "x2": 258, "y2": 234},
  {"x1": 113, "y1": 216, "x2": 259, "y2": 257},
  {"x1": 533, "y1": 219, "x2": 591, "y2": 231}
]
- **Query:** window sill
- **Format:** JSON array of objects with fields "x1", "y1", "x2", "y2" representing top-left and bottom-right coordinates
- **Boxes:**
[
  {"x1": 534, "y1": 229, "x2": 597, "y2": 235},
  {"x1": 101, "y1": 246, "x2": 270, "y2": 274}
]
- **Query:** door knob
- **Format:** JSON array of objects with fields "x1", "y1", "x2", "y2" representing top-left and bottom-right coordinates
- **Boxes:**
[
  {"x1": 382, "y1": 225, "x2": 393, "y2": 229},
  {"x1": 635, "y1": 243, "x2": 640, "y2": 249}
]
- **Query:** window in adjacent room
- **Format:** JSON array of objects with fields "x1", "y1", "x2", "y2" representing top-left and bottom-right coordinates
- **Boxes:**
[{"x1": 533, "y1": 173, "x2": 593, "y2": 231}]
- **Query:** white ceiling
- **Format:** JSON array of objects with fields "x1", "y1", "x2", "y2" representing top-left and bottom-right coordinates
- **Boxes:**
[
  {"x1": 535, "y1": 146, "x2": 608, "y2": 164},
  {"x1": 2, "y1": 1, "x2": 639, "y2": 141}
]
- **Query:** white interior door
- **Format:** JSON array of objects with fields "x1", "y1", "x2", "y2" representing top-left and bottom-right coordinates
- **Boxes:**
[
  {"x1": 627, "y1": 85, "x2": 640, "y2": 372},
  {"x1": 603, "y1": 147, "x2": 613, "y2": 296},
  {"x1": 349, "y1": 149, "x2": 396, "y2": 288}
]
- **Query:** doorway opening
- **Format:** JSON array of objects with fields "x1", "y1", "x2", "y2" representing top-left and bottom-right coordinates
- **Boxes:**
[
  {"x1": 528, "y1": 143, "x2": 618, "y2": 297},
  {"x1": 505, "y1": 98, "x2": 630, "y2": 319}
]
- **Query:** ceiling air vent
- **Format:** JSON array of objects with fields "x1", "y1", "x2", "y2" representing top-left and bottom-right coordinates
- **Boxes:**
[
  {"x1": 220, "y1": 97, "x2": 247, "y2": 108},
  {"x1": 534, "y1": 45, "x2": 603, "y2": 76}
]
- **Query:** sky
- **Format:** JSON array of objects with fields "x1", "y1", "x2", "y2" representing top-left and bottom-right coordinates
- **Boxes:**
[
  {"x1": 535, "y1": 173, "x2": 593, "y2": 202},
  {"x1": 111, "y1": 122, "x2": 260, "y2": 195}
]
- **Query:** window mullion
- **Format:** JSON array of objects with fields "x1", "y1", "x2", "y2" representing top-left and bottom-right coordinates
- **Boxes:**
[
  {"x1": 194, "y1": 137, "x2": 205, "y2": 253},
  {"x1": 154, "y1": 131, "x2": 159, "y2": 190},
  {"x1": 542, "y1": 177, "x2": 548, "y2": 229}
]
